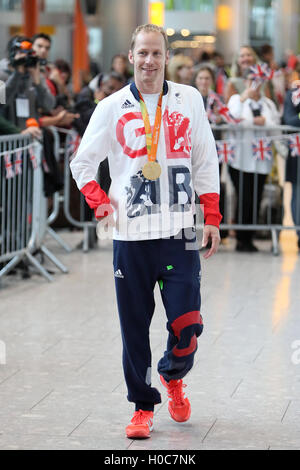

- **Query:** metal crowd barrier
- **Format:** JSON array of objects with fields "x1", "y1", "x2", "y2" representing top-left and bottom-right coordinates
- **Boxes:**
[
  {"x1": 0, "y1": 133, "x2": 68, "y2": 283},
  {"x1": 211, "y1": 123, "x2": 300, "y2": 255},
  {"x1": 50, "y1": 124, "x2": 300, "y2": 255},
  {"x1": 49, "y1": 127, "x2": 96, "y2": 253},
  {"x1": 45, "y1": 127, "x2": 72, "y2": 253}
]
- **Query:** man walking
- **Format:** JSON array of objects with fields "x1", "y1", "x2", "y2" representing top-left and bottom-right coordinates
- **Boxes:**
[{"x1": 70, "y1": 24, "x2": 221, "y2": 439}]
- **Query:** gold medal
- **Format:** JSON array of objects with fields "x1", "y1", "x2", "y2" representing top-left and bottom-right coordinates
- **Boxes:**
[
  {"x1": 142, "y1": 161, "x2": 161, "y2": 180},
  {"x1": 138, "y1": 89, "x2": 163, "y2": 181}
]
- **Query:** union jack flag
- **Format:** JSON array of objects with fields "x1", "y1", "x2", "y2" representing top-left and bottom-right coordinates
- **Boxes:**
[
  {"x1": 206, "y1": 91, "x2": 220, "y2": 124},
  {"x1": 252, "y1": 138, "x2": 273, "y2": 161},
  {"x1": 216, "y1": 141, "x2": 235, "y2": 163},
  {"x1": 289, "y1": 134, "x2": 300, "y2": 157},
  {"x1": 291, "y1": 87, "x2": 300, "y2": 107},
  {"x1": 250, "y1": 63, "x2": 274, "y2": 81},
  {"x1": 218, "y1": 105, "x2": 242, "y2": 124},
  {"x1": 42, "y1": 157, "x2": 50, "y2": 173},
  {"x1": 249, "y1": 63, "x2": 274, "y2": 89},
  {"x1": 29, "y1": 146, "x2": 38, "y2": 169},
  {"x1": 67, "y1": 131, "x2": 81, "y2": 161},
  {"x1": 206, "y1": 92, "x2": 241, "y2": 124},
  {"x1": 4, "y1": 153, "x2": 14, "y2": 179},
  {"x1": 14, "y1": 150, "x2": 23, "y2": 175}
]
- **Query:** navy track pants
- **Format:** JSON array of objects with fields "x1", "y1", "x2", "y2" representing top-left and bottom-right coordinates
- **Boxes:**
[{"x1": 113, "y1": 228, "x2": 203, "y2": 411}]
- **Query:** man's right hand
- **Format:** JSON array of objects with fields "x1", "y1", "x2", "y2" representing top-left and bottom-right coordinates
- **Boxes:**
[{"x1": 95, "y1": 203, "x2": 114, "y2": 221}]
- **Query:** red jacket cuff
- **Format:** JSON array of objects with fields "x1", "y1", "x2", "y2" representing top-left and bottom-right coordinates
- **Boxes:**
[
  {"x1": 81, "y1": 180, "x2": 110, "y2": 209},
  {"x1": 199, "y1": 193, "x2": 222, "y2": 228}
]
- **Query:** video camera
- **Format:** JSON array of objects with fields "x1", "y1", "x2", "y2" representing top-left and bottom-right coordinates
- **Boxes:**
[{"x1": 9, "y1": 38, "x2": 43, "y2": 68}]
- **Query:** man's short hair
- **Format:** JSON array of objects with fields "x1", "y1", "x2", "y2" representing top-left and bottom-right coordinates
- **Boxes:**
[
  {"x1": 31, "y1": 33, "x2": 52, "y2": 44},
  {"x1": 130, "y1": 24, "x2": 169, "y2": 52}
]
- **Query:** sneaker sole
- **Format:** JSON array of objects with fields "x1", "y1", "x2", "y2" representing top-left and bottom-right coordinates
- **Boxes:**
[
  {"x1": 168, "y1": 404, "x2": 191, "y2": 423},
  {"x1": 126, "y1": 424, "x2": 153, "y2": 439}
]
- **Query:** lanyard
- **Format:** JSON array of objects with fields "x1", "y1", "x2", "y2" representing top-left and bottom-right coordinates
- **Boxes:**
[{"x1": 138, "y1": 90, "x2": 163, "y2": 163}]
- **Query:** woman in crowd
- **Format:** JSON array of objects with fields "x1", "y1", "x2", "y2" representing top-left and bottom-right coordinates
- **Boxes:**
[
  {"x1": 227, "y1": 68, "x2": 280, "y2": 252},
  {"x1": 46, "y1": 59, "x2": 74, "y2": 110},
  {"x1": 110, "y1": 53, "x2": 132, "y2": 84},
  {"x1": 39, "y1": 59, "x2": 78, "y2": 128},
  {"x1": 167, "y1": 54, "x2": 194, "y2": 85},
  {"x1": 225, "y1": 45, "x2": 257, "y2": 103},
  {"x1": 225, "y1": 45, "x2": 274, "y2": 105},
  {"x1": 194, "y1": 65, "x2": 223, "y2": 125}
]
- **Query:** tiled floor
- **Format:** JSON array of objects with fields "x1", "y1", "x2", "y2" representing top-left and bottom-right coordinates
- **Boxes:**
[{"x1": 0, "y1": 229, "x2": 300, "y2": 450}]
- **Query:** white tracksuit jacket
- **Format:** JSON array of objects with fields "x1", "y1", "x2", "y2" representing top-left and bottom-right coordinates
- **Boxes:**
[{"x1": 70, "y1": 80, "x2": 221, "y2": 240}]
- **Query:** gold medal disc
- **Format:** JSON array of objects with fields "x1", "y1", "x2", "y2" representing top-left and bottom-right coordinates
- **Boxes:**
[{"x1": 142, "y1": 161, "x2": 161, "y2": 181}]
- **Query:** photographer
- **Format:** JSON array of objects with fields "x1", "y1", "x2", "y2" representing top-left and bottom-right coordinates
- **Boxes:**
[
  {"x1": 38, "y1": 59, "x2": 79, "y2": 128},
  {"x1": 3, "y1": 36, "x2": 55, "y2": 130},
  {"x1": 31, "y1": 33, "x2": 51, "y2": 71},
  {"x1": 46, "y1": 59, "x2": 74, "y2": 109}
]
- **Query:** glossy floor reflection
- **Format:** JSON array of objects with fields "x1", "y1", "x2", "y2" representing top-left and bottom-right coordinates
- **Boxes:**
[{"x1": 0, "y1": 230, "x2": 300, "y2": 450}]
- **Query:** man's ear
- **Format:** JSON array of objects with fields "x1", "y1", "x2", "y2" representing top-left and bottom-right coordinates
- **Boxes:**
[
  {"x1": 165, "y1": 49, "x2": 170, "y2": 65},
  {"x1": 128, "y1": 50, "x2": 134, "y2": 65}
]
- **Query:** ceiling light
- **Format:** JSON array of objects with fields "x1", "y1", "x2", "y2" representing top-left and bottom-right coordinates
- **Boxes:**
[
  {"x1": 181, "y1": 29, "x2": 190, "y2": 37},
  {"x1": 166, "y1": 28, "x2": 175, "y2": 36}
]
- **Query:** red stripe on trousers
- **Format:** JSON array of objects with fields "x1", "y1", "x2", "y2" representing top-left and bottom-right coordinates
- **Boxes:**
[{"x1": 171, "y1": 310, "x2": 202, "y2": 357}]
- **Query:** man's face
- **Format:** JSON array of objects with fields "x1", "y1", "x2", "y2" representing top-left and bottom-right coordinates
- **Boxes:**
[
  {"x1": 128, "y1": 31, "x2": 169, "y2": 90},
  {"x1": 32, "y1": 38, "x2": 51, "y2": 60}
]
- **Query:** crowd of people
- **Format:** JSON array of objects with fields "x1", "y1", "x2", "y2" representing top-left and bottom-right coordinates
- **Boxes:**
[{"x1": 1, "y1": 33, "x2": 300, "y2": 252}]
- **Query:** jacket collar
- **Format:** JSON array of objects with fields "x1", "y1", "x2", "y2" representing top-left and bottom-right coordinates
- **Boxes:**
[{"x1": 130, "y1": 80, "x2": 168, "y2": 102}]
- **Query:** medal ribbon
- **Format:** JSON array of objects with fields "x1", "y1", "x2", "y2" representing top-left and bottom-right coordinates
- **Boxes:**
[{"x1": 138, "y1": 90, "x2": 163, "y2": 163}]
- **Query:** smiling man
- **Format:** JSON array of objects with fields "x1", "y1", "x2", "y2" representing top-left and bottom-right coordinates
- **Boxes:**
[
  {"x1": 70, "y1": 24, "x2": 221, "y2": 439},
  {"x1": 128, "y1": 27, "x2": 168, "y2": 93}
]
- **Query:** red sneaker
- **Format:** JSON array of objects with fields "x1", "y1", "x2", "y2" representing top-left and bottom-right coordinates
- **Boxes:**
[
  {"x1": 160, "y1": 375, "x2": 191, "y2": 422},
  {"x1": 126, "y1": 410, "x2": 154, "y2": 439}
]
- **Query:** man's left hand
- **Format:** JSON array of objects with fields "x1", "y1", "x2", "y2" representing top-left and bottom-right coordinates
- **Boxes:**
[{"x1": 202, "y1": 225, "x2": 220, "y2": 259}]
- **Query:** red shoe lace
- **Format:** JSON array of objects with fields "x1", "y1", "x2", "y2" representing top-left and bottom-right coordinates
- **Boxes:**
[
  {"x1": 167, "y1": 380, "x2": 187, "y2": 405},
  {"x1": 131, "y1": 410, "x2": 152, "y2": 425}
]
